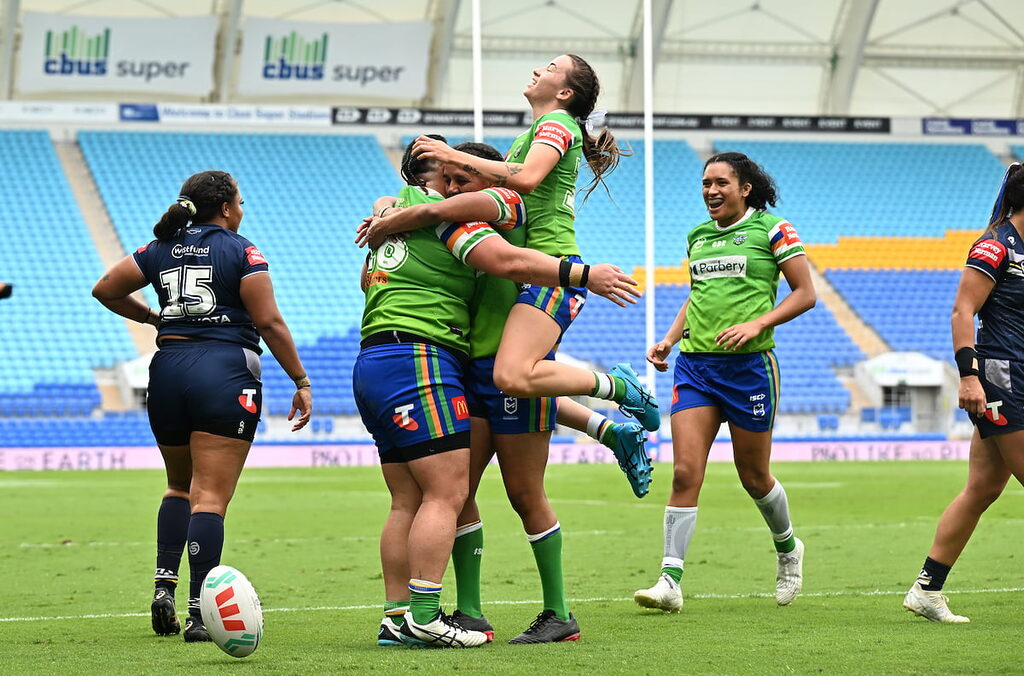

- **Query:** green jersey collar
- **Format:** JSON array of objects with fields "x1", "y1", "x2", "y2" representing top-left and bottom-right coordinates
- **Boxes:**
[{"x1": 715, "y1": 207, "x2": 756, "y2": 232}]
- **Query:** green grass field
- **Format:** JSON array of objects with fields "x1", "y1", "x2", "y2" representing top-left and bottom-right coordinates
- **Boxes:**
[{"x1": 3, "y1": 460, "x2": 1022, "y2": 674}]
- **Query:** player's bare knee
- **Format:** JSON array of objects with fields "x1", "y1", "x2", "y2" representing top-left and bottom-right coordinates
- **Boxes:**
[
  {"x1": 964, "y1": 484, "x2": 1002, "y2": 510},
  {"x1": 493, "y1": 366, "x2": 532, "y2": 398}
]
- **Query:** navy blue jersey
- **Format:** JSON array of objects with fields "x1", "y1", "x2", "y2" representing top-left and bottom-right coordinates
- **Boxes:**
[
  {"x1": 132, "y1": 224, "x2": 269, "y2": 352},
  {"x1": 964, "y1": 221, "x2": 1024, "y2": 360}
]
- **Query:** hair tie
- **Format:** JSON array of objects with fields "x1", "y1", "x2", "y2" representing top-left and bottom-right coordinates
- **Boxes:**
[
  {"x1": 582, "y1": 109, "x2": 607, "y2": 135},
  {"x1": 990, "y1": 162, "x2": 1021, "y2": 225},
  {"x1": 176, "y1": 195, "x2": 197, "y2": 217}
]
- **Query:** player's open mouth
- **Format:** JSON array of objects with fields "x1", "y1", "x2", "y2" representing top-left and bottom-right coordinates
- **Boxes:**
[{"x1": 707, "y1": 198, "x2": 724, "y2": 209}]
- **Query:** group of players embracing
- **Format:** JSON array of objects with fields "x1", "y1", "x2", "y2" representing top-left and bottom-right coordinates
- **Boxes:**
[{"x1": 91, "y1": 51, "x2": 1024, "y2": 650}]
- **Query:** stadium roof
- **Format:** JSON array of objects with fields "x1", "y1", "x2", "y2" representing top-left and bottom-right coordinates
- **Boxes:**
[{"x1": 4, "y1": 0, "x2": 1024, "y2": 117}]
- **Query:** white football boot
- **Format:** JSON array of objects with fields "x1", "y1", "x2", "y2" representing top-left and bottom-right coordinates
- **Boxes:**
[
  {"x1": 776, "y1": 538, "x2": 804, "y2": 605},
  {"x1": 903, "y1": 582, "x2": 970, "y2": 623},
  {"x1": 634, "y1": 573, "x2": 683, "y2": 612},
  {"x1": 403, "y1": 611, "x2": 489, "y2": 648}
]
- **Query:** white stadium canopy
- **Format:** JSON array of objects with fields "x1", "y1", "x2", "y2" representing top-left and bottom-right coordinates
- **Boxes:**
[{"x1": 2, "y1": 0, "x2": 1023, "y2": 117}]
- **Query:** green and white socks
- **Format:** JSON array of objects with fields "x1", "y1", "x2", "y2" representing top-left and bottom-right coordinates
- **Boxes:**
[
  {"x1": 590, "y1": 373, "x2": 627, "y2": 403},
  {"x1": 408, "y1": 579, "x2": 443, "y2": 624},
  {"x1": 452, "y1": 520, "x2": 484, "y2": 619},
  {"x1": 661, "y1": 506, "x2": 697, "y2": 582},
  {"x1": 527, "y1": 522, "x2": 571, "y2": 621},
  {"x1": 586, "y1": 411, "x2": 620, "y2": 447}
]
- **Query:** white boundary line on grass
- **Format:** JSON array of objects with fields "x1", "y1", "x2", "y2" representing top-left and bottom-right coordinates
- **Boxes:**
[{"x1": 3, "y1": 587, "x2": 1023, "y2": 624}]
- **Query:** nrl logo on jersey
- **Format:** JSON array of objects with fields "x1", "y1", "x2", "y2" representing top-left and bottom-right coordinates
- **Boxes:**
[
  {"x1": 689, "y1": 255, "x2": 747, "y2": 281},
  {"x1": 691, "y1": 237, "x2": 707, "y2": 252},
  {"x1": 372, "y1": 238, "x2": 409, "y2": 272}
]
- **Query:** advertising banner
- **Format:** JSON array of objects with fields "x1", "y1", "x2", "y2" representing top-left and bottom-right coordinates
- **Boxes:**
[
  {"x1": 330, "y1": 107, "x2": 892, "y2": 133},
  {"x1": 16, "y1": 12, "x2": 216, "y2": 96},
  {"x1": 0, "y1": 440, "x2": 968, "y2": 471},
  {"x1": 922, "y1": 117, "x2": 1024, "y2": 136},
  {"x1": 236, "y1": 18, "x2": 431, "y2": 100},
  {"x1": 118, "y1": 102, "x2": 332, "y2": 126}
]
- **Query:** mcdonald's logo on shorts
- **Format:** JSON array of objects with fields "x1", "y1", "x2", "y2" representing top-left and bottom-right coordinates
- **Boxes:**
[{"x1": 452, "y1": 396, "x2": 470, "y2": 420}]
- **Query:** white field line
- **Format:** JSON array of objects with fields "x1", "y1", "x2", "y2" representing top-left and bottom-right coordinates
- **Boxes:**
[{"x1": 3, "y1": 587, "x2": 1023, "y2": 624}]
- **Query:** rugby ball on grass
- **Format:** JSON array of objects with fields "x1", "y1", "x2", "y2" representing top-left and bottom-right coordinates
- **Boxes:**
[{"x1": 200, "y1": 565, "x2": 263, "y2": 658}]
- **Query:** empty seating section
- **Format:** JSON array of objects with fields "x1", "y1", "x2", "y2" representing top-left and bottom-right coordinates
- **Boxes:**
[
  {"x1": 826, "y1": 269, "x2": 960, "y2": 361},
  {"x1": 0, "y1": 130, "x2": 135, "y2": 409},
  {"x1": 79, "y1": 131, "x2": 397, "y2": 417},
  {"x1": 0, "y1": 134, "x2": 1008, "y2": 443},
  {"x1": 714, "y1": 141, "x2": 1005, "y2": 243}
]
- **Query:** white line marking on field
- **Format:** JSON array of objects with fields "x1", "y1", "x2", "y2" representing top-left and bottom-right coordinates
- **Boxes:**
[{"x1": 3, "y1": 588, "x2": 1022, "y2": 624}]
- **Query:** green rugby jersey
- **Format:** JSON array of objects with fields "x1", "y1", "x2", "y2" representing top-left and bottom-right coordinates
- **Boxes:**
[
  {"x1": 680, "y1": 208, "x2": 805, "y2": 354},
  {"x1": 506, "y1": 110, "x2": 582, "y2": 256},
  {"x1": 360, "y1": 185, "x2": 500, "y2": 353}
]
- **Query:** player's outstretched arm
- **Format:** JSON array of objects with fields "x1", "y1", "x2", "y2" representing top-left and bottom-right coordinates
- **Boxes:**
[
  {"x1": 412, "y1": 135, "x2": 559, "y2": 193},
  {"x1": 465, "y1": 236, "x2": 639, "y2": 307},
  {"x1": 356, "y1": 192, "x2": 502, "y2": 249},
  {"x1": 92, "y1": 255, "x2": 160, "y2": 327},
  {"x1": 240, "y1": 272, "x2": 312, "y2": 431}
]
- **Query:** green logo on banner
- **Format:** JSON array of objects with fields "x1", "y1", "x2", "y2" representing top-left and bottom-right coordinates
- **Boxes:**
[
  {"x1": 263, "y1": 31, "x2": 327, "y2": 80},
  {"x1": 43, "y1": 25, "x2": 109, "y2": 75}
]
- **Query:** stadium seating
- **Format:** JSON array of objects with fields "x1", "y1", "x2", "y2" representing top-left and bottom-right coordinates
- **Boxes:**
[
  {"x1": 712, "y1": 141, "x2": 1006, "y2": 242},
  {"x1": 825, "y1": 269, "x2": 960, "y2": 362},
  {"x1": 0, "y1": 133, "x2": 1006, "y2": 444},
  {"x1": 0, "y1": 129, "x2": 135, "y2": 413},
  {"x1": 78, "y1": 131, "x2": 398, "y2": 419}
]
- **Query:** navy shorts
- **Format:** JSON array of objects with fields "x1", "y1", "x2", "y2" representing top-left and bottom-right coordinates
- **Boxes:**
[
  {"x1": 515, "y1": 254, "x2": 588, "y2": 338},
  {"x1": 973, "y1": 357, "x2": 1024, "y2": 438},
  {"x1": 671, "y1": 351, "x2": 780, "y2": 432},
  {"x1": 147, "y1": 340, "x2": 262, "y2": 445},
  {"x1": 466, "y1": 356, "x2": 558, "y2": 435},
  {"x1": 352, "y1": 342, "x2": 471, "y2": 463}
]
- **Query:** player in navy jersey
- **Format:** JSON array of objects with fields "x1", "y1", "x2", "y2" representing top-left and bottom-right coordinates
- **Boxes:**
[
  {"x1": 92, "y1": 170, "x2": 312, "y2": 641},
  {"x1": 903, "y1": 163, "x2": 1024, "y2": 623}
]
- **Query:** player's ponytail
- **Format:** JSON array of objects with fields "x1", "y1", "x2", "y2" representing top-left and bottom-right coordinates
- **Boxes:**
[
  {"x1": 564, "y1": 54, "x2": 629, "y2": 202},
  {"x1": 986, "y1": 162, "x2": 1024, "y2": 235},
  {"x1": 402, "y1": 134, "x2": 447, "y2": 193},
  {"x1": 153, "y1": 170, "x2": 238, "y2": 242},
  {"x1": 705, "y1": 152, "x2": 779, "y2": 211}
]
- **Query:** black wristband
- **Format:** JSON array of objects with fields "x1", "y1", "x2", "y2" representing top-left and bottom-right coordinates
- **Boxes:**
[
  {"x1": 558, "y1": 259, "x2": 572, "y2": 287},
  {"x1": 579, "y1": 264, "x2": 590, "y2": 287},
  {"x1": 955, "y1": 347, "x2": 979, "y2": 377}
]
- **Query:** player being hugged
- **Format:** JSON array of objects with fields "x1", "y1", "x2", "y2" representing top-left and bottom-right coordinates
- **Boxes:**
[
  {"x1": 411, "y1": 54, "x2": 659, "y2": 434},
  {"x1": 903, "y1": 163, "x2": 1024, "y2": 624},
  {"x1": 634, "y1": 152, "x2": 816, "y2": 613},
  {"x1": 356, "y1": 138, "x2": 636, "y2": 648},
  {"x1": 92, "y1": 170, "x2": 312, "y2": 642},
  {"x1": 361, "y1": 140, "x2": 651, "y2": 645}
]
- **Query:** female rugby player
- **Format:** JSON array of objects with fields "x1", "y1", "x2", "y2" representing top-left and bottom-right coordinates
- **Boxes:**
[
  {"x1": 634, "y1": 152, "x2": 815, "y2": 613},
  {"x1": 903, "y1": 163, "x2": 1024, "y2": 624},
  {"x1": 357, "y1": 139, "x2": 637, "y2": 647},
  {"x1": 411, "y1": 54, "x2": 659, "y2": 433},
  {"x1": 92, "y1": 170, "x2": 311, "y2": 641}
]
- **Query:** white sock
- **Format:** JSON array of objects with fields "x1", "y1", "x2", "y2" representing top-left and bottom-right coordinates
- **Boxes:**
[
  {"x1": 590, "y1": 372, "x2": 614, "y2": 399},
  {"x1": 663, "y1": 506, "x2": 698, "y2": 566},
  {"x1": 586, "y1": 411, "x2": 611, "y2": 441},
  {"x1": 754, "y1": 480, "x2": 794, "y2": 543}
]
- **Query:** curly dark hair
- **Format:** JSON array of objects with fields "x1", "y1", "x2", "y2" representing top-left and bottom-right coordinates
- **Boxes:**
[
  {"x1": 704, "y1": 152, "x2": 779, "y2": 210},
  {"x1": 401, "y1": 134, "x2": 447, "y2": 192}
]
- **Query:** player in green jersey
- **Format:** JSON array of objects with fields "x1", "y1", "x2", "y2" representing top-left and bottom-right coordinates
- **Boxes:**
[
  {"x1": 360, "y1": 139, "x2": 638, "y2": 648},
  {"x1": 634, "y1": 152, "x2": 816, "y2": 614},
  {"x1": 411, "y1": 55, "x2": 659, "y2": 434},
  {"x1": 365, "y1": 142, "x2": 653, "y2": 643}
]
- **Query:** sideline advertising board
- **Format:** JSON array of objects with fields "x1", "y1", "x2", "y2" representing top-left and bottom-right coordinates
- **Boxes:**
[
  {"x1": 16, "y1": 12, "x2": 217, "y2": 96},
  {"x1": 236, "y1": 18, "x2": 431, "y2": 100}
]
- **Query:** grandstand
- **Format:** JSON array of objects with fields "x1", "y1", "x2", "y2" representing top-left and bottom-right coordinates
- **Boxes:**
[{"x1": 0, "y1": 128, "x2": 1008, "y2": 446}]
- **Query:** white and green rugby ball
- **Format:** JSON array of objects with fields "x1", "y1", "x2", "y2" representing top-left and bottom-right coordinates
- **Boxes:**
[{"x1": 200, "y1": 565, "x2": 264, "y2": 658}]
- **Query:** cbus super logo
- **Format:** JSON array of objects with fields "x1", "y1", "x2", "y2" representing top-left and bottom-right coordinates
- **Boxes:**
[
  {"x1": 262, "y1": 31, "x2": 327, "y2": 80},
  {"x1": 689, "y1": 255, "x2": 747, "y2": 281},
  {"x1": 42, "y1": 24, "x2": 195, "y2": 82},
  {"x1": 44, "y1": 25, "x2": 109, "y2": 76}
]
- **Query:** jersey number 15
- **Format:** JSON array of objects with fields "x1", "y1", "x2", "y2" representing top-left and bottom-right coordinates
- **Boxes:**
[{"x1": 159, "y1": 265, "x2": 217, "y2": 318}]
